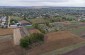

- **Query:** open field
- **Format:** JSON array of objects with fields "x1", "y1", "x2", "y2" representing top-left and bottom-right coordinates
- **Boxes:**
[
  {"x1": 0, "y1": 28, "x2": 13, "y2": 36},
  {"x1": 27, "y1": 31, "x2": 85, "y2": 55},
  {"x1": 42, "y1": 42, "x2": 85, "y2": 55},
  {"x1": 0, "y1": 28, "x2": 22, "y2": 55},
  {"x1": 0, "y1": 40, "x2": 22, "y2": 55},
  {"x1": 70, "y1": 26, "x2": 85, "y2": 35},
  {"x1": 63, "y1": 44, "x2": 85, "y2": 55}
]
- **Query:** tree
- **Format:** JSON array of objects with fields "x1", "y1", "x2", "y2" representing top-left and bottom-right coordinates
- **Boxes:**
[
  {"x1": 45, "y1": 22, "x2": 50, "y2": 27},
  {"x1": 20, "y1": 33, "x2": 44, "y2": 55},
  {"x1": 32, "y1": 23, "x2": 39, "y2": 29},
  {"x1": 30, "y1": 33, "x2": 44, "y2": 43},
  {"x1": 10, "y1": 19, "x2": 18, "y2": 25},
  {"x1": 20, "y1": 37, "x2": 31, "y2": 55},
  {"x1": 20, "y1": 37, "x2": 30, "y2": 48}
]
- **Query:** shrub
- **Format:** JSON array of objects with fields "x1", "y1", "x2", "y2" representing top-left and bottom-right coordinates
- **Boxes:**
[
  {"x1": 45, "y1": 22, "x2": 50, "y2": 27},
  {"x1": 32, "y1": 23, "x2": 39, "y2": 29},
  {"x1": 30, "y1": 33, "x2": 44, "y2": 43},
  {"x1": 20, "y1": 37, "x2": 31, "y2": 48},
  {"x1": 38, "y1": 28, "x2": 46, "y2": 34},
  {"x1": 20, "y1": 33, "x2": 44, "y2": 48},
  {"x1": 10, "y1": 19, "x2": 18, "y2": 25}
]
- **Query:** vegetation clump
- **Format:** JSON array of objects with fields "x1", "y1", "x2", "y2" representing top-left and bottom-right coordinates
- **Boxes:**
[{"x1": 20, "y1": 33, "x2": 44, "y2": 48}]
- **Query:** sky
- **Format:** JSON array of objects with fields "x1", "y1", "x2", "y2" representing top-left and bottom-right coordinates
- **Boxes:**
[{"x1": 0, "y1": 0, "x2": 85, "y2": 7}]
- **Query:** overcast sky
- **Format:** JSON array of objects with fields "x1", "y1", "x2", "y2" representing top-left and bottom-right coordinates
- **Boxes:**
[{"x1": 0, "y1": 0, "x2": 85, "y2": 7}]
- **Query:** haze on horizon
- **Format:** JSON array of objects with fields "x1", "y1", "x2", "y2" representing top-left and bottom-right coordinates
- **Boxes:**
[{"x1": 0, "y1": 0, "x2": 85, "y2": 7}]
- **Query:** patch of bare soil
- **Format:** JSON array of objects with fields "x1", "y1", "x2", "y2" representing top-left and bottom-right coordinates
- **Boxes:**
[
  {"x1": 28, "y1": 29, "x2": 41, "y2": 34},
  {"x1": 63, "y1": 46, "x2": 85, "y2": 55},
  {"x1": 0, "y1": 28, "x2": 13, "y2": 36},
  {"x1": 0, "y1": 40, "x2": 22, "y2": 55}
]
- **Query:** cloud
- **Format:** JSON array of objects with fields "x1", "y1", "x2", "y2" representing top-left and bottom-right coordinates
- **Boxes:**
[
  {"x1": 0, "y1": 0, "x2": 85, "y2": 7},
  {"x1": 14, "y1": 0, "x2": 69, "y2": 2}
]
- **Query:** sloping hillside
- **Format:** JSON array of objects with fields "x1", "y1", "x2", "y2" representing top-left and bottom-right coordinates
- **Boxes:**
[{"x1": 27, "y1": 31, "x2": 85, "y2": 55}]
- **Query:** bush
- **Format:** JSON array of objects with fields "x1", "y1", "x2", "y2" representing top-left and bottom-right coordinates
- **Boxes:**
[
  {"x1": 10, "y1": 19, "x2": 18, "y2": 25},
  {"x1": 20, "y1": 33, "x2": 44, "y2": 48},
  {"x1": 32, "y1": 23, "x2": 39, "y2": 29},
  {"x1": 45, "y1": 22, "x2": 50, "y2": 27},
  {"x1": 30, "y1": 33, "x2": 44, "y2": 43},
  {"x1": 80, "y1": 20, "x2": 85, "y2": 22},
  {"x1": 20, "y1": 37, "x2": 31, "y2": 48},
  {"x1": 38, "y1": 28, "x2": 46, "y2": 34}
]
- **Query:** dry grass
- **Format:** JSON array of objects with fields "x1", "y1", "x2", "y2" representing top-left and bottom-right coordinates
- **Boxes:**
[
  {"x1": 28, "y1": 29, "x2": 41, "y2": 34},
  {"x1": 0, "y1": 28, "x2": 22, "y2": 55},
  {"x1": 45, "y1": 31, "x2": 84, "y2": 42},
  {"x1": 0, "y1": 40, "x2": 22, "y2": 55},
  {"x1": 27, "y1": 31, "x2": 85, "y2": 55},
  {"x1": 0, "y1": 28, "x2": 13, "y2": 36}
]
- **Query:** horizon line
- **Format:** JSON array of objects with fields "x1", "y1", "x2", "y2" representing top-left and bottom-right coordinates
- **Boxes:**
[{"x1": 0, "y1": 6, "x2": 85, "y2": 7}]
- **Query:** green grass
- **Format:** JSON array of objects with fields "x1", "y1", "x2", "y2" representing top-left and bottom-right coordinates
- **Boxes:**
[{"x1": 25, "y1": 25, "x2": 33, "y2": 29}]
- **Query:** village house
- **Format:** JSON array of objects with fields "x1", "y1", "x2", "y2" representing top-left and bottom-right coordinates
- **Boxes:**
[{"x1": 0, "y1": 16, "x2": 8, "y2": 28}]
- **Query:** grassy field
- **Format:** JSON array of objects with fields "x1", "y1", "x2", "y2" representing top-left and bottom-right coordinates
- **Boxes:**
[{"x1": 25, "y1": 25, "x2": 33, "y2": 29}]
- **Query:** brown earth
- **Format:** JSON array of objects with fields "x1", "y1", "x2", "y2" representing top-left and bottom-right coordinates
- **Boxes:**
[
  {"x1": 0, "y1": 28, "x2": 13, "y2": 36},
  {"x1": 0, "y1": 39, "x2": 22, "y2": 55},
  {"x1": 63, "y1": 46, "x2": 85, "y2": 55},
  {"x1": 28, "y1": 29, "x2": 41, "y2": 34},
  {"x1": 27, "y1": 31, "x2": 85, "y2": 55},
  {"x1": 0, "y1": 28, "x2": 22, "y2": 55},
  {"x1": 0, "y1": 30, "x2": 84, "y2": 55}
]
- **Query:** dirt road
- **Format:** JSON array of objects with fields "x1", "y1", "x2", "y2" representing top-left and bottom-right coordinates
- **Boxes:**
[{"x1": 13, "y1": 28, "x2": 22, "y2": 45}]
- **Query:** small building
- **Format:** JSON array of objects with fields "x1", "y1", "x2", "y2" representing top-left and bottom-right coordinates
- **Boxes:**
[{"x1": 0, "y1": 16, "x2": 8, "y2": 28}]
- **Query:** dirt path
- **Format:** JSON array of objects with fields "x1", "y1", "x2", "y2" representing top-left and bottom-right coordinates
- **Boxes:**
[
  {"x1": 63, "y1": 46, "x2": 85, "y2": 55},
  {"x1": 13, "y1": 28, "x2": 22, "y2": 45}
]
